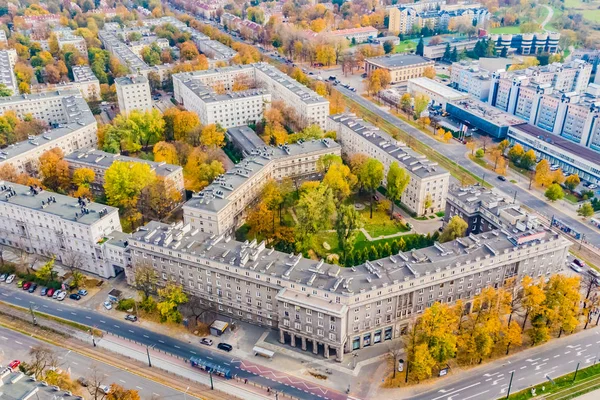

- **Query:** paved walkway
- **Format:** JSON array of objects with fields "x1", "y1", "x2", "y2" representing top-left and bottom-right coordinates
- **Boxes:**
[{"x1": 577, "y1": 388, "x2": 600, "y2": 399}]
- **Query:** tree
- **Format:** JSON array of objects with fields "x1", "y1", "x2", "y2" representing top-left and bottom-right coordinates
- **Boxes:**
[
  {"x1": 246, "y1": 201, "x2": 274, "y2": 239},
  {"x1": 157, "y1": 282, "x2": 188, "y2": 323},
  {"x1": 383, "y1": 40, "x2": 395, "y2": 54},
  {"x1": 508, "y1": 144, "x2": 524, "y2": 163},
  {"x1": 521, "y1": 276, "x2": 546, "y2": 330},
  {"x1": 23, "y1": 345, "x2": 59, "y2": 379},
  {"x1": 106, "y1": 384, "x2": 141, "y2": 400},
  {"x1": 358, "y1": 158, "x2": 384, "y2": 218},
  {"x1": 316, "y1": 154, "x2": 343, "y2": 173},
  {"x1": 72, "y1": 168, "x2": 95, "y2": 189},
  {"x1": 180, "y1": 41, "x2": 200, "y2": 61},
  {"x1": 0, "y1": 83, "x2": 13, "y2": 97},
  {"x1": 410, "y1": 343, "x2": 436, "y2": 382},
  {"x1": 139, "y1": 178, "x2": 182, "y2": 221},
  {"x1": 400, "y1": 93, "x2": 412, "y2": 115},
  {"x1": 443, "y1": 43, "x2": 452, "y2": 61},
  {"x1": 535, "y1": 159, "x2": 552, "y2": 186},
  {"x1": 35, "y1": 258, "x2": 56, "y2": 283},
  {"x1": 564, "y1": 174, "x2": 581, "y2": 192},
  {"x1": 545, "y1": 183, "x2": 564, "y2": 202},
  {"x1": 103, "y1": 110, "x2": 165, "y2": 153},
  {"x1": 153, "y1": 141, "x2": 179, "y2": 165},
  {"x1": 423, "y1": 193, "x2": 433, "y2": 214},
  {"x1": 543, "y1": 274, "x2": 581, "y2": 337},
  {"x1": 490, "y1": 148, "x2": 503, "y2": 170},
  {"x1": 439, "y1": 216, "x2": 467, "y2": 243},
  {"x1": 578, "y1": 202, "x2": 594, "y2": 219},
  {"x1": 183, "y1": 148, "x2": 224, "y2": 192},
  {"x1": 416, "y1": 37, "x2": 424, "y2": 56},
  {"x1": 39, "y1": 148, "x2": 70, "y2": 192},
  {"x1": 423, "y1": 66, "x2": 436, "y2": 79},
  {"x1": 323, "y1": 163, "x2": 356, "y2": 200},
  {"x1": 134, "y1": 261, "x2": 158, "y2": 300},
  {"x1": 498, "y1": 139, "x2": 510, "y2": 153},
  {"x1": 366, "y1": 69, "x2": 391, "y2": 95},
  {"x1": 336, "y1": 204, "x2": 363, "y2": 264},
  {"x1": 200, "y1": 124, "x2": 225, "y2": 147},
  {"x1": 466, "y1": 141, "x2": 477, "y2": 156},
  {"x1": 329, "y1": 91, "x2": 345, "y2": 114},
  {"x1": 520, "y1": 150, "x2": 537, "y2": 170},
  {"x1": 295, "y1": 184, "x2": 336, "y2": 249},
  {"x1": 386, "y1": 162, "x2": 410, "y2": 219},
  {"x1": 413, "y1": 93, "x2": 430, "y2": 118}
]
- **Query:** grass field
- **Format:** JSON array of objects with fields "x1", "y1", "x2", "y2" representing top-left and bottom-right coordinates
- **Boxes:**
[
  {"x1": 490, "y1": 26, "x2": 522, "y2": 34},
  {"x1": 562, "y1": 0, "x2": 600, "y2": 23},
  {"x1": 395, "y1": 40, "x2": 416, "y2": 53}
]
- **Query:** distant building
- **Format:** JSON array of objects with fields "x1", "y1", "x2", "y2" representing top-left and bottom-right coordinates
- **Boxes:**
[
  {"x1": 0, "y1": 30, "x2": 7, "y2": 46},
  {"x1": 423, "y1": 38, "x2": 479, "y2": 59},
  {"x1": 388, "y1": 6, "x2": 490, "y2": 35},
  {"x1": 446, "y1": 98, "x2": 525, "y2": 139},
  {"x1": 371, "y1": 36, "x2": 401, "y2": 46},
  {"x1": 407, "y1": 77, "x2": 468, "y2": 109},
  {"x1": 365, "y1": 54, "x2": 434, "y2": 84},
  {"x1": 489, "y1": 32, "x2": 560, "y2": 55},
  {"x1": 115, "y1": 75, "x2": 152, "y2": 115},
  {"x1": 449, "y1": 58, "x2": 513, "y2": 101},
  {"x1": 329, "y1": 26, "x2": 378, "y2": 43}
]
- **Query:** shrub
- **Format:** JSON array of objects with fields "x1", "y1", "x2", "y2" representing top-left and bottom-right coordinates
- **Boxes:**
[
  {"x1": 117, "y1": 298, "x2": 136, "y2": 311},
  {"x1": 475, "y1": 149, "x2": 485, "y2": 158}
]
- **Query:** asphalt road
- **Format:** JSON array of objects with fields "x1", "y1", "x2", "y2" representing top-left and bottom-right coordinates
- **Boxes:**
[
  {"x1": 0, "y1": 284, "x2": 349, "y2": 400},
  {"x1": 0, "y1": 326, "x2": 194, "y2": 400},
  {"x1": 333, "y1": 85, "x2": 600, "y2": 248}
]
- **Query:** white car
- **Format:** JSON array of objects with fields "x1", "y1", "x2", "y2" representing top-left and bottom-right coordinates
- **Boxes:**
[
  {"x1": 103, "y1": 301, "x2": 112, "y2": 310},
  {"x1": 57, "y1": 291, "x2": 67, "y2": 301},
  {"x1": 5, "y1": 274, "x2": 15, "y2": 284},
  {"x1": 99, "y1": 385, "x2": 111, "y2": 394},
  {"x1": 570, "y1": 263, "x2": 583, "y2": 273}
]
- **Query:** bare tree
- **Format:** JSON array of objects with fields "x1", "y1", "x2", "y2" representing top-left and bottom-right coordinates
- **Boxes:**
[
  {"x1": 181, "y1": 295, "x2": 215, "y2": 328},
  {"x1": 388, "y1": 345, "x2": 403, "y2": 379},
  {"x1": 87, "y1": 364, "x2": 108, "y2": 400},
  {"x1": 479, "y1": 135, "x2": 492, "y2": 153},
  {"x1": 23, "y1": 346, "x2": 59, "y2": 379}
]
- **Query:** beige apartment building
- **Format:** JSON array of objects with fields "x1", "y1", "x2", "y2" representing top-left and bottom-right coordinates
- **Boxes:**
[
  {"x1": 327, "y1": 114, "x2": 450, "y2": 216},
  {"x1": 365, "y1": 54, "x2": 435, "y2": 84},
  {"x1": 115, "y1": 75, "x2": 152, "y2": 115}
]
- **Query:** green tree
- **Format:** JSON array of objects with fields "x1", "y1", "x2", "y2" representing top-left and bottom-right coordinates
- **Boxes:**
[
  {"x1": 103, "y1": 109, "x2": 165, "y2": 153},
  {"x1": 323, "y1": 163, "x2": 356, "y2": 200},
  {"x1": 316, "y1": 154, "x2": 343, "y2": 173},
  {"x1": 295, "y1": 184, "x2": 336, "y2": 249},
  {"x1": 416, "y1": 37, "x2": 424, "y2": 56},
  {"x1": 157, "y1": 283, "x2": 188, "y2": 323},
  {"x1": 335, "y1": 205, "x2": 363, "y2": 263},
  {"x1": 544, "y1": 183, "x2": 564, "y2": 202},
  {"x1": 383, "y1": 40, "x2": 395, "y2": 54},
  {"x1": 439, "y1": 215, "x2": 467, "y2": 243},
  {"x1": 358, "y1": 158, "x2": 384, "y2": 219},
  {"x1": 0, "y1": 83, "x2": 13, "y2": 97},
  {"x1": 520, "y1": 149, "x2": 537, "y2": 170},
  {"x1": 578, "y1": 202, "x2": 594, "y2": 219},
  {"x1": 35, "y1": 258, "x2": 56, "y2": 283},
  {"x1": 386, "y1": 162, "x2": 410, "y2": 219}
]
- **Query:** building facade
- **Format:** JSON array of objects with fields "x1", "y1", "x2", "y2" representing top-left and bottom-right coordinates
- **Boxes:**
[
  {"x1": 407, "y1": 77, "x2": 468, "y2": 109},
  {"x1": 327, "y1": 114, "x2": 450, "y2": 215},
  {"x1": 115, "y1": 75, "x2": 152, "y2": 115},
  {"x1": 0, "y1": 182, "x2": 123, "y2": 278},
  {"x1": 365, "y1": 55, "x2": 435, "y2": 84},
  {"x1": 490, "y1": 32, "x2": 560, "y2": 56},
  {"x1": 0, "y1": 50, "x2": 18, "y2": 95},
  {"x1": 329, "y1": 27, "x2": 378, "y2": 43},
  {"x1": 72, "y1": 65, "x2": 101, "y2": 100}
]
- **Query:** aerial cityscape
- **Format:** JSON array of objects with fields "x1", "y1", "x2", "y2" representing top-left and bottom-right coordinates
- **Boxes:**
[{"x1": 1, "y1": 0, "x2": 600, "y2": 399}]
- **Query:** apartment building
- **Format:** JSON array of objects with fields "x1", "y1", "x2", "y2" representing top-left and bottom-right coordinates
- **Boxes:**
[
  {"x1": 173, "y1": 69, "x2": 271, "y2": 128},
  {"x1": 0, "y1": 30, "x2": 7, "y2": 46},
  {"x1": 115, "y1": 75, "x2": 152, "y2": 115},
  {"x1": 64, "y1": 148, "x2": 185, "y2": 197},
  {"x1": 0, "y1": 182, "x2": 123, "y2": 278},
  {"x1": 0, "y1": 50, "x2": 18, "y2": 95},
  {"x1": 365, "y1": 54, "x2": 435, "y2": 84},
  {"x1": 126, "y1": 212, "x2": 570, "y2": 360},
  {"x1": 99, "y1": 30, "x2": 151, "y2": 76},
  {"x1": 196, "y1": 40, "x2": 237, "y2": 63},
  {"x1": 183, "y1": 139, "x2": 341, "y2": 235},
  {"x1": 450, "y1": 58, "x2": 513, "y2": 101},
  {"x1": 388, "y1": 6, "x2": 490, "y2": 34},
  {"x1": 329, "y1": 27, "x2": 378, "y2": 43},
  {"x1": 173, "y1": 63, "x2": 329, "y2": 129},
  {"x1": 424, "y1": 38, "x2": 479, "y2": 59},
  {"x1": 0, "y1": 90, "x2": 97, "y2": 174},
  {"x1": 446, "y1": 98, "x2": 525, "y2": 139},
  {"x1": 327, "y1": 114, "x2": 450, "y2": 216},
  {"x1": 71, "y1": 65, "x2": 101, "y2": 100},
  {"x1": 57, "y1": 30, "x2": 88, "y2": 56}
]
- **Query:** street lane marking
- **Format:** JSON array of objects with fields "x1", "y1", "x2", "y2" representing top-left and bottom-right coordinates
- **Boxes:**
[
  {"x1": 542, "y1": 358, "x2": 549, "y2": 362},
  {"x1": 174, "y1": 345, "x2": 180, "y2": 349},
  {"x1": 586, "y1": 344, "x2": 593, "y2": 347},
  {"x1": 119, "y1": 379, "x2": 126, "y2": 383},
  {"x1": 72, "y1": 362, "x2": 78, "y2": 365},
  {"x1": 42, "y1": 305, "x2": 48, "y2": 308},
  {"x1": 14, "y1": 297, "x2": 21, "y2": 300},
  {"x1": 114, "y1": 325, "x2": 120, "y2": 328},
  {"x1": 15, "y1": 341, "x2": 23, "y2": 345},
  {"x1": 565, "y1": 351, "x2": 571, "y2": 354},
  {"x1": 136, "y1": 386, "x2": 143, "y2": 390},
  {"x1": 29, "y1": 301, "x2": 34, "y2": 304},
  {"x1": 518, "y1": 377, "x2": 525, "y2": 381},
  {"x1": 430, "y1": 382, "x2": 481, "y2": 400},
  {"x1": 143, "y1": 335, "x2": 149, "y2": 338},
  {"x1": 158, "y1": 340, "x2": 164, "y2": 343},
  {"x1": 85, "y1": 316, "x2": 91, "y2": 319},
  {"x1": 520, "y1": 366, "x2": 527, "y2": 370},
  {"x1": 57, "y1": 309, "x2": 62, "y2": 312},
  {"x1": 128, "y1": 330, "x2": 134, "y2": 333},
  {"x1": 0, "y1": 336, "x2": 7, "y2": 340},
  {"x1": 100, "y1": 320, "x2": 106, "y2": 323},
  {"x1": 71, "y1": 312, "x2": 76, "y2": 315},
  {"x1": 554, "y1": 355, "x2": 560, "y2": 358},
  {"x1": 206, "y1": 356, "x2": 213, "y2": 360}
]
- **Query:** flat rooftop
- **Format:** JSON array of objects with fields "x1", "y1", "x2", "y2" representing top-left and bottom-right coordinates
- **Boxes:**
[
  {"x1": 184, "y1": 139, "x2": 340, "y2": 213},
  {"x1": 366, "y1": 54, "x2": 433, "y2": 69},
  {"x1": 65, "y1": 148, "x2": 182, "y2": 177},
  {"x1": 131, "y1": 219, "x2": 564, "y2": 295},
  {"x1": 198, "y1": 40, "x2": 237, "y2": 59},
  {"x1": 227, "y1": 125, "x2": 266, "y2": 154},
  {"x1": 0, "y1": 181, "x2": 117, "y2": 225},
  {"x1": 0, "y1": 371, "x2": 81, "y2": 400},
  {"x1": 0, "y1": 90, "x2": 96, "y2": 162},
  {"x1": 510, "y1": 123, "x2": 600, "y2": 166},
  {"x1": 115, "y1": 75, "x2": 149, "y2": 86},
  {"x1": 72, "y1": 65, "x2": 99, "y2": 83},
  {"x1": 448, "y1": 98, "x2": 526, "y2": 126},
  {"x1": 329, "y1": 114, "x2": 449, "y2": 179},
  {"x1": 180, "y1": 78, "x2": 269, "y2": 103},
  {"x1": 409, "y1": 77, "x2": 468, "y2": 100},
  {"x1": 254, "y1": 63, "x2": 329, "y2": 105}
]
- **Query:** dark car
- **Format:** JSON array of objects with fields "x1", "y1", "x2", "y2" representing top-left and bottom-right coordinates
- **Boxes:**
[
  {"x1": 69, "y1": 293, "x2": 81, "y2": 300},
  {"x1": 217, "y1": 343, "x2": 233, "y2": 352},
  {"x1": 497, "y1": 175, "x2": 507, "y2": 181},
  {"x1": 574, "y1": 259, "x2": 585, "y2": 267},
  {"x1": 77, "y1": 377, "x2": 89, "y2": 387},
  {"x1": 46, "y1": 288, "x2": 55, "y2": 297},
  {"x1": 28, "y1": 283, "x2": 38, "y2": 293},
  {"x1": 22, "y1": 282, "x2": 31, "y2": 290},
  {"x1": 125, "y1": 314, "x2": 138, "y2": 322},
  {"x1": 40, "y1": 287, "x2": 48, "y2": 296}
]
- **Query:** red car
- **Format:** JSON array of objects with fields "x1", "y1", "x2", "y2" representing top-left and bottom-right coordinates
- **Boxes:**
[
  {"x1": 46, "y1": 288, "x2": 55, "y2": 297},
  {"x1": 22, "y1": 282, "x2": 31, "y2": 290},
  {"x1": 8, "y1": 360, "x2": 20, "y2": 370}
]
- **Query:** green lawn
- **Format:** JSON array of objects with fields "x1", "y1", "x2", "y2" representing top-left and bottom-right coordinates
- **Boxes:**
[
  {"x1": 395, "y1": 40, "x2": 416, "y2": 53},
  {"x1": 560, "y1": 0, "x2": 600, "y2": 22},
  {"x1": 564, "y1": 193, "x2": 581, "y2": 204},
  {"x1": 357, "y1": 207, "x2": 409, "y2": 238},
  {"x1": 490, "y1": 26, "x2": 522, "y2": 34}
]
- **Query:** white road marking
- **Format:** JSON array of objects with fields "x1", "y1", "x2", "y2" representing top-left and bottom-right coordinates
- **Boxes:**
[
  {"x1": 128, "y1": 330, "x2": 134, "y2": 333},
  {"x1": 535, "y1": 363, "x2": 547, "y2": 370},
  {"x1": 520, "y1": 366, "x2": 527, "y2": 370},
  {"x1": 119, "y1": 379, "x2": 126, "y2": 383},
  {"x1": 158, "y1": 340, "x2": 165, "y2": 343},
  {"x1": 569, "y1": 360, "x2": 575, "y2": 364},
  {"x1": 518, "y1": 377, "x2": 525, "y2": 381},
  {"x1": 0, "y1": 336, "x2": 7, "y2": 340},
  {"x1": 430, "y1": 382, "x2": 482, "y2": 400},
  {"x1": 174, "y1": 345, "x2": 180, "y2": 349},
  {"x1": 71, "y1": 312, "x2": 77, "y2": 315},
  {"x1": 554, "y1": 355, "x2": 560, "y2": 358},
  {"x1": 190, "y1": 351, "x2": 196, "y2": 354},
  {"x1": 439, "y1": 388, "x2": 456, "y2": 393},
  {"x1": 542, "y1": 358, "x2": 549, "y2": 362},
  {"x1": 85, "y1": 316, "x2": 91, "y2": 320},
  {"x1": 461, "y1": 390, "x2": 490, "y2": 400},
  {"x1": 223, "y1": 362, "x2": 230, "y2": 366},
  {"x1": 57, "y1": 309, "x2": 62, "y2": 312},
  {"x1": 143, "y1": 335, "x2": 149, "y2": 338},
  {"x1": 100, "y1": 320, "x2": 106, "y2": 323},
  {"x1": 42, "y1": 305, "x2": 48, "y2": 308},
  {"x1": 15, "y1": 341, "x2": 23, "y2": 345},
  {"x1": 136, "y1": 386, "x2": 143, "y2": 390},
  {"x1": 114, "y1": 325, "x2": 120, "y2": 328},
  {"x1": 206, "y1": 356, "x2": 213, "y2": 360},
  {"x1": 565, "y1": 351, "x2": 571, "y2": 354},
  {"x1": 29, "y1": 301, "x2": 34, "y2": 304},
  {"x1": 153, "y1": 394, "x2": 160, "y2": 397},
  {"x1": 586, "y1": 344, "x2": 593, "y2": 347},
  {"x1": 72, "y1": 362, "x2": 78, "y2": 366},
  {"x1": 14, "y1": 297, "x2": 21, "y2": 300}
]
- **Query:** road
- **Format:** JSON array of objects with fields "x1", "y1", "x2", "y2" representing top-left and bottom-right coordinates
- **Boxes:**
[
  {"x1": 0, "y1": 326, "x2": 195, "y2": 400},
  {"x1": 541, "y1": 5, "x2": 554, "y2": 31},
  {"x1": 0, "y1": 284, "x2": 351, "y2": 400},
  {"x1": 411, "y1": 326, "x2": 600, "y2": 400},
  {"x1": 333, "y1": 85, "x2": 600, "y2": 248}
]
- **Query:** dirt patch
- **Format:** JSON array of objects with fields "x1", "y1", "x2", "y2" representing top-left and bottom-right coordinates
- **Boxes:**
[{"x1": 307, "y1": 370, "x2": 328, "y2": 380}]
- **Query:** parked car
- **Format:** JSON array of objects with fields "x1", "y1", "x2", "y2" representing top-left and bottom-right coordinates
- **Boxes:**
[
  {"x1": 103, "y1": 301, "x2": 112, "y2": 310},
  {"x1": 588, "y1": 269, "x2": 600, "y2": 278},
  {"x1": 6, "y1": 274, "x2": 15, "y2": 284},
  {"x1": 16, "y1": 280, "x2": 24, "y2": 288},
  {"x1": 52, "y1": 290, "x2": 61, "y2": 299},
  {"x1": 98, "y1": 385, "x2": 111, "y2": 394},
  {"x1": 570, "y1": 263, "x2": 583, "y2": 273},
  {"x1": 78, "y1": 289, "x2": 88, "y2": 296},
  {"x1": 574, "y1": 259, "x2": 585, "y2": 267},
  {"x1": 77, "y1": 377, "x2": 89, "y2": 387},
  {"x1": 125, "y1": 314, "x2": 137, "y2": 322},
  {"x1": 46, "y1": 288, "x2": 55, "y2": 298},
  {"x1": 40, "y1": 287, "x2": 48, "y2": 296},
  {"x1": 22, "y1": 282, "x2": 31, "y2": 290},
  {"x1": 8, "y1": 360, "x2": 20, "y2": 370},
  {"x1": 497, "y1": 175, "x2": 507, "y2": 181},
  {"x1": 200, "y1": 338, "x2": 213, "y2": 346},
  {"x1": 217, "y1": 343, "x2": 233, "y2": 352},
  {"x1": 28, "y1": 283, "x2": 38, "y2": 293},
  {"x1": 0, "y1": 273, "x2": 7, "y2": 282},
  {"x1": 57, "y1": 292, "x2": 67, "y2": 301},
  {"x1": 69, "y1": 293, "x2": 81, "y2": 301}
]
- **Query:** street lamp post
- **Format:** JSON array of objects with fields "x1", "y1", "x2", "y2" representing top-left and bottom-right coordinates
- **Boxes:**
[
  {"x1": 209, "y1": 371, "x2": 214, "y2": 390},
  {"x1": 29, "y1": 304, "x2": 37, "y2": 326},
  {"x1": 146, "y1": 344, "x2": 155, "y2": 367},
  {"x1": 505, "y1": 370, "x2": 514, "y2": 399}
]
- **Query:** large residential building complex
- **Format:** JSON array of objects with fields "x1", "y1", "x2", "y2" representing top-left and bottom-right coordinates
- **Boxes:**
[
  {"x1": 174, "y1": 63, "x2": 329, "y2": 129},
  {"x1": 64, "y1": 148, "x2": 185, "y2": 197},
  {"x1": 388, "y1": 6, "x2": 490, "y2": 34},
  {"x1": 0, "y1": 181, "x2": 123, "y2": 278},
  {"x1": 115, "y1": 75, "x2": 152, "y2": 115},
  {"x1": 183, "y1": 139, "x2": 340, "y2": 235},
  {"x1": 127, "y1": 208, "x2": 570, "y2": 359},
  {"x1": 365, "y1": 55, "x2": 435, "y2": 84},
  {"x1": 0, "y1": 50, "x2": 18, "y2": 95},
  {"x1": 423, "y1": 38, "x2": 479, "y2": 59},
  {"x1": 0, "y1": 90, "x2": 97, "y2": 174},
  {"x1": 327, "y1": 114, "x2": 450, "y2": 216}
]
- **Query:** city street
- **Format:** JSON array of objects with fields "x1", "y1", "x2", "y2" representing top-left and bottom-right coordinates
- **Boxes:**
[
  {"x1": 0, "y1": 326, "x2": 196, "y2": 400},
  {"x1": 0, "y1": 283, "x2": 352, "y2": 400}
]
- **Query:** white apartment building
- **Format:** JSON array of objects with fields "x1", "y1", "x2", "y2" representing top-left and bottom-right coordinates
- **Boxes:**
[
  {"x1": 72, "y1": 65, "x2": 100, "y2": 100},
  {"x1": 173, "y1": 69, "x2": 271, "y2": 128},
  {"x1": 115, "y1": 75, "x2": 152, "y2": 115},
  {"x1": 0, "y1": 90, "x2": 97, "y2": 174},
  {"x1": 327, "y1": 114, "x2": 450, "y2": 216},
  {"x1": 388, "y1": 6, "x2": 490, "y2": 34},
  {"x1": 183, "y1": 139, "x2": 341, "y2": 235},
  {"x1": 365, "y1": 54, "x2": 435, "y2": 84},
  {"x1": 57, "y1": 30, "x2": 88, "y2": 56},
  {"x1": 64, "y1": 148, "x2": 185, "y2": 197},
  {"x1": 174, "y1": 64, "x2": 329, "y2": 130},
  {"x1": 99, "y1": 30, "x2": 151, "y2": 76},
  {"x1": 0, "y1": 182, "x2": 124, "y2": 278},
  {"x1": 197, "y1": 40, "x2": 237, "y2": 63},
  {"x1": 0, "y1": 30, "x2": 7, "y2": 46},
  {"x1": 450, "y1": 60, "x2": 497, "y2": 101},
  {"x1": 0, "y1": 50, "x2": 18, "y2": 95}
]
